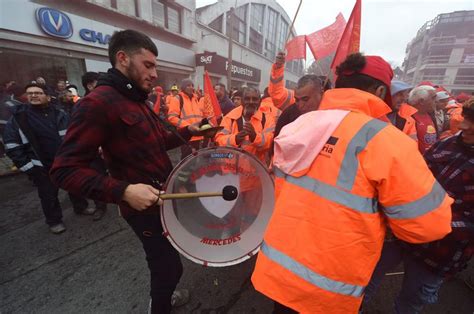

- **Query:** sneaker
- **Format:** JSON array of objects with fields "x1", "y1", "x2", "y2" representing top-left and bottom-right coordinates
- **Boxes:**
[
  {"x1": 49, "y1": 223, "x2": 66, "y2": 234},
  {"x1": 92, "y1": 208, "x2": 106, "y2": 221},
  {"x1": 171, "y1": 289, "x2": 189, "y2": 307},
  {"x1": 75, "y1": 207, "x2": 96, "y2": 215}
]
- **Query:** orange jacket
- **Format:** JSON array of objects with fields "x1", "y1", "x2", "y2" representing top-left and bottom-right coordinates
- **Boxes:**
[
  {"x1": 167, "y1": 92, "x2": 205, "y2": 141},
  {"x1": 259, "y1": 96, "x2": 281, "y2": 121},
  {"x1": 268, "y1": 64, "x2": 295, "y2": 111},
  {"x1": 215, "y1": 106, "x2": 275, "y2": 164},
  {"x1": 397, "y1": 103, "x2": 418, "y2": 141},
  {"x1": 252, "y1": 88, "x2": 453, "y2": 314},
  {"x1": 441, "y1": 105, "x2": 463, "y2": 139}
]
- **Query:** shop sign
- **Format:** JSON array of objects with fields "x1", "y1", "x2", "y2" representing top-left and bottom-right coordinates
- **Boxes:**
[
  {"x1": 35, "y1": 7, "x2": 111, "y2": 45},
  {"x1": 36, "y1": 7, "x2": 73, "y2": 39},
  {"x1": 195, "y1": 51, "x2": 261, "y2": 83}
]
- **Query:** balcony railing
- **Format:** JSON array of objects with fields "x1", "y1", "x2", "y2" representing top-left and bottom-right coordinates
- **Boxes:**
[
  {"x1": 429, "y1": 36, "x2": 456, "y2": 46},
  {"x1": 421, "y1": 75, "x2": 450, "y2": 85},
  {"x1": 454, "y1": 75, "x2": 474, "y2": 85},
  {"x1": 422, "y1": 55, "x2": 450, "y2": 65}
]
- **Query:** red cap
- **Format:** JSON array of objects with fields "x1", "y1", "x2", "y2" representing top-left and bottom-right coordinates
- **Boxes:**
[
  {"x1": 154, "y1": 86, "x2": 163, "y2": 93},
  {"x1": 359, "y1": 55, "x2": 394, "y2": 106}
]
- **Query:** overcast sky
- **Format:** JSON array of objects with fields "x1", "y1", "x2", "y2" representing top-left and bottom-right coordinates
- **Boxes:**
[{"x1": 196, "y1": 0, "x2": 474, "y2": 67}]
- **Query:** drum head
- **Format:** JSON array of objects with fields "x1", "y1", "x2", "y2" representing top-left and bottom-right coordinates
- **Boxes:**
[{"x1": 161, "y1": 147, "x2": 274, "y2": 267}]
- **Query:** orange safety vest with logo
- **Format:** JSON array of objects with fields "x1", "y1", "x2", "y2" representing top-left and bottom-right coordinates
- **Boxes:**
[
  {"x1": 215, "y1": 106, "x2": 275, "y2": 164},
  {"x1": 268, "y1": 64, "x2": 295, "y2": 111},
  {"x1": 259, "y1": 96, "x2": 281, "y2": 121},
  {"x1": 168, "y1": 91, "x2": 205, "y2": 141},
  {"x1": 396, "y1": 103, "x2": 418, "y2": 141},
  {"x1": 251, "y1": 88, "x2": 453, "y2": 314},
  {"x1": 441, "y1": 104, "x2": 463, "y2": 139}
]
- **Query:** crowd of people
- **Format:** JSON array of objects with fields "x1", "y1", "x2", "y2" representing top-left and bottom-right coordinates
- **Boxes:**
[{"x1": 0, "y1": 29, "x2": 472, "y2": 313}]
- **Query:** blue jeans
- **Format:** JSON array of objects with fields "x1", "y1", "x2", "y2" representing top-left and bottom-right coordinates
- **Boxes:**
[{"x1": 363, "y1": 241, "x2": 444, "y2": 314}]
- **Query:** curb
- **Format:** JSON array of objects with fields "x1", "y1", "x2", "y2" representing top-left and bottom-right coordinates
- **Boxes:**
[{"x1": 0, "y1": 170, "x2": 22, "y2": 178}]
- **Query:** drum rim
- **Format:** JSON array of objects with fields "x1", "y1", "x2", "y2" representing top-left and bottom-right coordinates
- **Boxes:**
[{"x1": 161, "y1": 146, "x2": 273, "y2": 267}]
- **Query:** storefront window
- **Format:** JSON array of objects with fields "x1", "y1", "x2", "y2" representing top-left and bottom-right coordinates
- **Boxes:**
[{"x1": 0, "y1": 49, "x2": 86, "y2": 95}]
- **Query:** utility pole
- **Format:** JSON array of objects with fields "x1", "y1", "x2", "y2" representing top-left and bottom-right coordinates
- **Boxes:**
[{"x1": 226, "y1": 7, "x2": 234, "y2": 89}]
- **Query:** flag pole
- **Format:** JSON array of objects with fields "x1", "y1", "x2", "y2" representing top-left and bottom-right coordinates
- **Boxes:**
[{"x1": 285, "y1": 0, "x2": 303, "y2": 44}]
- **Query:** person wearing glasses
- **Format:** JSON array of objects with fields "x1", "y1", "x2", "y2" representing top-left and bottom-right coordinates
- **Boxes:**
[{"x1": 3, "y1": 83, "x2": 91, "y2": 234}]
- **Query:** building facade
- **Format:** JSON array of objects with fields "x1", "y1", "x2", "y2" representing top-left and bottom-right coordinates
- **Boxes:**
[
  {"x1": 0, "y1": 0, "x2": 302, "y2": 95},
  {"x1": 402, "y1": 10, "x2": 474, "y2": 95},
  {"x1": 0, "y1": 0, "x2": 196, "y2": 95},
  {"x1": 194, "y1": 0, "x2": 304, "y2": 91}
]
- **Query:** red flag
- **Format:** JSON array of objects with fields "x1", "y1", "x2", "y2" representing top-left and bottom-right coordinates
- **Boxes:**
[
  {"x1": 306, "y1": 13, "x2": 346, "y2": 60},
  {"x1": 330, "y1": 0, "x2": 362, "y2": 73},
  {"x1": 285, "y1": 35, "x2": 306, "y2": 61},
  {"x1": 203, "y1": 70, "x2": 222, "y2": 125}
]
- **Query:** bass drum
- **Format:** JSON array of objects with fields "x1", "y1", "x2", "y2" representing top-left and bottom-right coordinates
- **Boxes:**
[{"x1": 161, "y1": 147, "x2": 274, "y2": 267}]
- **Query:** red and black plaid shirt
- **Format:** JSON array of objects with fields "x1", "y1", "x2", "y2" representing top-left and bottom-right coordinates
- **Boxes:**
[
  {"x1": 404, "y1": 132, "x2": 474, "y2": 275},
  {"x1": 50, "y1": 73, "x2": 191, "y2": 218}
]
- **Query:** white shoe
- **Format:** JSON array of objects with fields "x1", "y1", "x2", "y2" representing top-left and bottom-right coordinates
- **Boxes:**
[
  {"x1": 171, "y1": 289, "x2": 189, "y2": 307},
  {"x1": 49, "y1": 223, "x2": 66, "y2": 234}
]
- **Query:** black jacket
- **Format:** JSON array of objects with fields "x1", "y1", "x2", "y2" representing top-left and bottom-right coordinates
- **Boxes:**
[{"x1": 3, "y1": 103, "x2": 69, "y2": 172}]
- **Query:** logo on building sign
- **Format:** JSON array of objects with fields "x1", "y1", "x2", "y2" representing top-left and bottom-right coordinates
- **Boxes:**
[{"x1": 36, "y1": 8, "x2": 73, "y2": 39}]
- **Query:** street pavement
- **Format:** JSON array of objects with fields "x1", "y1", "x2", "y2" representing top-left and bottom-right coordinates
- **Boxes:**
[{"x1": 1, "y1": 156, "x2": 473, "y2": 313}]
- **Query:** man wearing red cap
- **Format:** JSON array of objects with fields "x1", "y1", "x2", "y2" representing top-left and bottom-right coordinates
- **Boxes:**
[{"x1": 251, "y1": 53, "x2": 452, "y2": 313}]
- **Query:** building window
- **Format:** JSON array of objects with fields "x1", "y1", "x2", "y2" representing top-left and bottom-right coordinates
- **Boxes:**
[
  {"x1": 209, "y1": 14, "x2": 223, "y2": 33},
  {"x1": 226, "y1": 5, "x2": 247, "y2": 45},
  {"x1": 277, "y1": 20, "x2": 289, "y2": 52},
  {"x1": 152, "y1": 0, "x2": 182, "y2": 33},
  {"x1": 265, "y1": 8, "x2": 278, "y2": 59},
  {"x1": 249, "y1": 3, "x2": 264, "y2": 53}
]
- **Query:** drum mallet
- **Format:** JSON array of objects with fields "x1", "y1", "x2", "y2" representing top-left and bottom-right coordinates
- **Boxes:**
[{"x1": 159, "y1": 185, "x2": 238, "y2": 201}]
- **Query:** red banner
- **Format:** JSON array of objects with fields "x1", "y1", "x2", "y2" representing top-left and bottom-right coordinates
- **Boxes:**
[
  {"x1": 285, "y1": 35, "x2": 307, "y2": 61},
  {"x1": 330, "y1": 0, "x2": 362, "y2": 74},
  {"x1": 306, "y1": 13, "x2": 346, "y2": 60},
  {"x1": 203, "y1": 70, "x2": 222, "y2": 125}
]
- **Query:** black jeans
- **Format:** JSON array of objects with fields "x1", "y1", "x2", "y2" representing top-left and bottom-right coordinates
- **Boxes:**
[
  {"x1": 126, "y1": 213, "x2": 183, "y2": 314},
  {"x1": 68, "y1": 193, "x2": 107, "y2": 213},
  {"x1": 31, "y1": 167, "x2": 63, "y2": 226}
]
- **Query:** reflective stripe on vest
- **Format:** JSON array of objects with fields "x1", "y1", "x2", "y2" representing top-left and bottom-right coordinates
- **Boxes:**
[
  {"x1": 274, "y1": 167, "x2": 377, "y2": 214},
  {"x1": 281, "y1": 92, "x2": 292, "y2": 111},
  {"x1": 257, "y1": 133, "x2": 265, "y2": 148},
  {"x1": 270, "y1": 75, "x2": 284, "y2": 84},
  {"x1": 5, "y1": 143, "x2": 20, "y2": 149},
  {"x1": 337, "y1": 119, "x2": 387, "y2": 190},
  {"x1": 182, "y1": 114, "x2": 203, "y2": 120},
  {"x1": 20, "y1": 162, "x2": 34, "y2": 172},
  {"x1": 261, "y1": 241, "x2": 365, "y2": 297},
  {"x1": 19, "y1": 128, "x2": 28, "y2": 144},
  {"x1": 383, "y1": 181, "x2": 446, "y2": 219}
]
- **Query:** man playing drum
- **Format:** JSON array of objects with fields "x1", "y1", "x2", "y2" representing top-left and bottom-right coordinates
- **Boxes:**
[{"x1": 50, "y1": 30, "x2": 207, "y2": 313}]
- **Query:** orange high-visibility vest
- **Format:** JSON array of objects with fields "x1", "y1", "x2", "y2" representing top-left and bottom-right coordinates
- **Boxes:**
[
  {"x1": 215, "y1": 106, "x2": 275, "y2": 164},
  {"x1": 260, "y1": 96, "x2": 281, "y2": 121},
  {"x1": 397, "y1": 103, "x2": 418, "y2": 141},
  {"x1": 268, "y1": 64, "x2": 295, "y2": 111},
  {"x1": 167, "y1": 91, "x2": 205, "y2": 141},
  {"x1": 252, "y1": 88, "x2": 453, "y2": 314},
  {"x1": 441, "y1": 105, "x2": 463, "y2": 139}
]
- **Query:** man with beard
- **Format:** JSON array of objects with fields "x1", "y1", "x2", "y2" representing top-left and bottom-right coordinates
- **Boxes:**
[
  {"x1": 215, "y1": 87, "x2": 275, "y2": 164},
  {"x1": 50, "y1": 30, "x2": 207, "y2": 313},
  {"x1": 274, "y1": 75, "x2": 323, "y2": 139}
]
